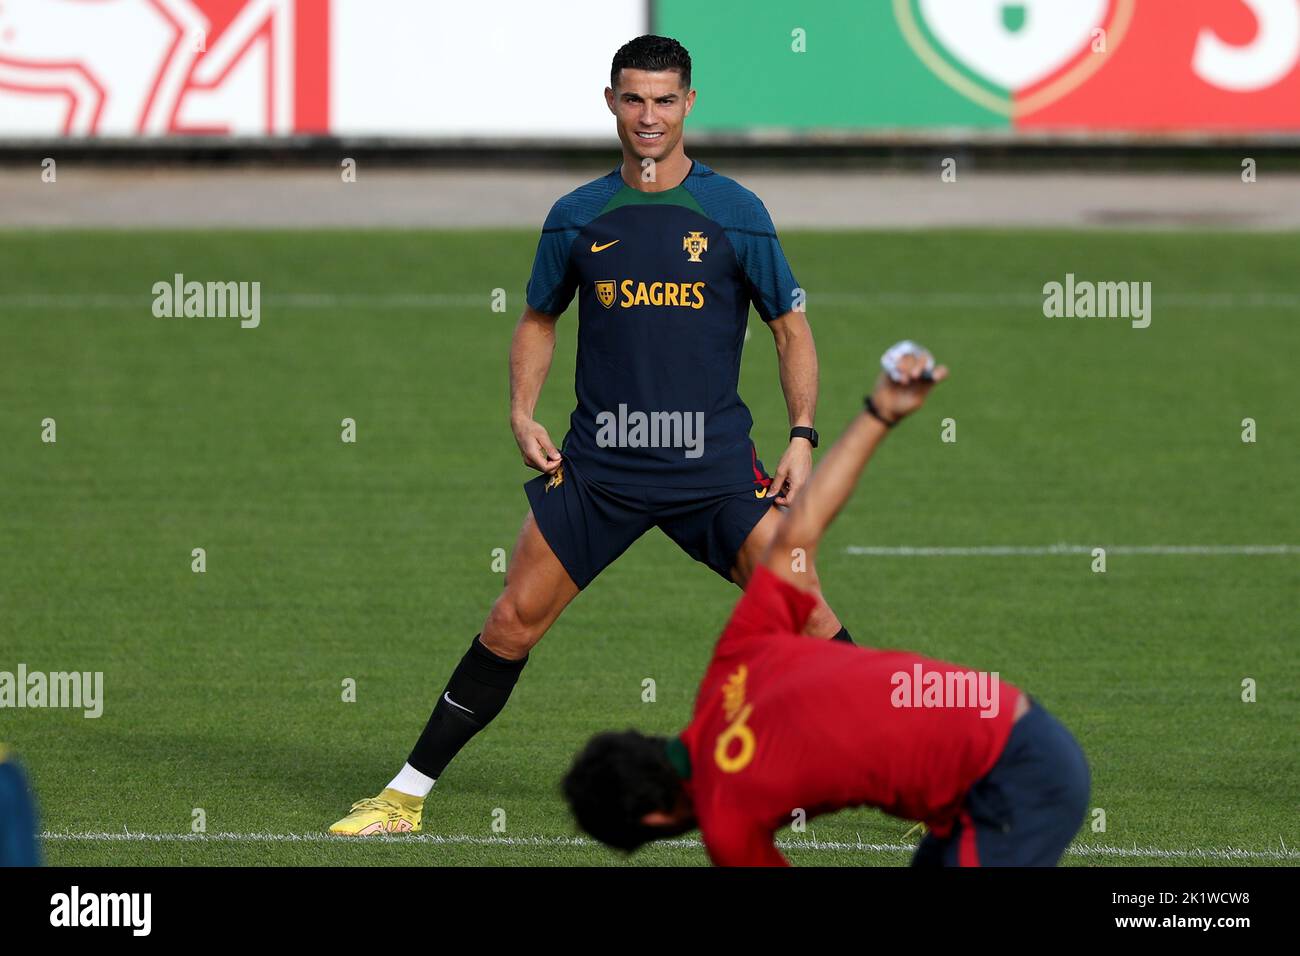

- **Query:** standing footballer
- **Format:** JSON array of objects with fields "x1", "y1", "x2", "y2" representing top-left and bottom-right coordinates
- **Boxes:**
[{"x1": 330, "y1": 35, "x2": 850, "y2": 835}]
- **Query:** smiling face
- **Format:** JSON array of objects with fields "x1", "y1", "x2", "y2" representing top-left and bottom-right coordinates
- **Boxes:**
[{"x1": 605, "y1": 67, "x2": 695, "y2": 165}]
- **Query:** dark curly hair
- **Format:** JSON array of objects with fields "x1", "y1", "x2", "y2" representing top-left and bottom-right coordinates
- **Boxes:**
[
  {"x1": 610, "y1": 35, "x2": 692, "y2": 90},
  {"x1": 562, "y1": 730, "x2": 684, "y2": 852}
]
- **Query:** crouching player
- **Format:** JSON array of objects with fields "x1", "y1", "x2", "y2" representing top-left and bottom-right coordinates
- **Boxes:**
[{"x1": 563, "y1": 344, "x2": 1090, "y2": 866}]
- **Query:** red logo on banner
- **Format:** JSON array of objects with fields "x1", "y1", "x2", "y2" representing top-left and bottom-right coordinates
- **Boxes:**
[
  {"x1": 1020, "y1": 0, "x2": 1300, "y2": 130},
  {"x1": 0, "y1": 0, "x2": 329, "y2": 136}
]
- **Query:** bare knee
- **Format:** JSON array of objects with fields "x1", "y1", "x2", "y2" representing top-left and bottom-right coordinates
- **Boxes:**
[
  {"x1": 803, "y1": 598, "x2": 842, "y2": 639},
  {"x1": 733, "y1": 550, "x2": 843, "y2": 639},
  {"x1": 781, "y1": 567, "x2": 843, "y2": 639},
  {"x1": 481, "y1": 592, "x2": 548, "y2": 660}
]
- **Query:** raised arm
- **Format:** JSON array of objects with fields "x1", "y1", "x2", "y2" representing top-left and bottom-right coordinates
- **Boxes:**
[
  {"x1": 763, "y1": 344, "x2": 948, "y2": 588},
  {"x1": 509, "y1": 305, "x2": 564, "y2": 475}
]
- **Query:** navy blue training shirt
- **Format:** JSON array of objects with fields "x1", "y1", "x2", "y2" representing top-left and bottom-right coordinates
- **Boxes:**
[{"x1": 525, "y1": 161, "x2": 800, "y2": 491}]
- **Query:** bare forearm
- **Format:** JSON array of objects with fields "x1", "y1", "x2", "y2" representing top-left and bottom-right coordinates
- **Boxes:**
[
  {"x1": 772, "y1": 313, "x2": 818, "y2": 428},
  {"x1": 766, "y1": 412, "x2": 888, "y2": 579},
  {"x1": 763, "y1": 341, "x2": 948, "y2": 584},
  {"x1": 509, "y1": 309, "x2": 557, "y2": 425}
]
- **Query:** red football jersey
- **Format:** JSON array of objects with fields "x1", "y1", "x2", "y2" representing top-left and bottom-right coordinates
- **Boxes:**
[{"x1": 679, "y1": 566, "x2": 1022, "y2": 867}]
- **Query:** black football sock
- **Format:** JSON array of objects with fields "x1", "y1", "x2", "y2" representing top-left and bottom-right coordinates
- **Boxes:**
[
  {"x1": 406, "y1": 634, "x2": 528, "y2": 779},
  {"x1": 831, "y1": 626, "x2": 855, "y2": 645}
]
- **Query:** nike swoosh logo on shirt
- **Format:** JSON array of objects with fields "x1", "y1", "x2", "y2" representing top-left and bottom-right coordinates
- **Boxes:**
[
  {"x1": 443, "y1": 692, "x2": 475, "y2": 715},
  {"x1": 590, "y1": 240, "x2": 620, "y2": 253}
]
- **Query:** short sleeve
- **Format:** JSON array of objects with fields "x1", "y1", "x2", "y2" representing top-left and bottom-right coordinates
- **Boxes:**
[
  {"x1": 719, "y1": 565, "x2": 818, "y2": 647},
  {"x1": 525, "y1": 204, "x2": 579, "y2": 317},
  {"x1": 731, "y1": 199, "x2": 799, "y2": 323}
]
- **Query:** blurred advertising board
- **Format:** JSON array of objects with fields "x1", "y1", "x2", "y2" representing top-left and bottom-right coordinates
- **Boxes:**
[{"x1": 2, "y1": 0, "x2": 1298, "y2": 140}]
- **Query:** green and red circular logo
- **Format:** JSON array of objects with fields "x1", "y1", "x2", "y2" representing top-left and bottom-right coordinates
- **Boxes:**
[{"x1": 894, "y1": 0, "x2": 1135, "y2": 117}]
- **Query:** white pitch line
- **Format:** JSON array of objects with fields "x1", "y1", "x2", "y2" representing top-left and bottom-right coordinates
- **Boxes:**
[
  {"x1": 0, "y1": 292, "x2": 483, "y2": 309},
  {"x1": 4, "y1": 291, "x2": 1300, "y2": 310},
  {"x1": 816, "y1": 292, "x2": 1300, "y2": 309},
  {"x1": 39, "y1": 831, "x2": 1300, "y2": 861},
  {"x1": 36, "y1": 830, "x2": 909, "y2": 851},
  {"x1": 845, "y1": 544, "x2": 1298, "y2": 557}
]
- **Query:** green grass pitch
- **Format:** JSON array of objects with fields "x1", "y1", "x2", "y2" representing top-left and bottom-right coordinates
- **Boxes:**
[{"x1": 1, "y1": 229, "x2": 1296, "y2": 866}]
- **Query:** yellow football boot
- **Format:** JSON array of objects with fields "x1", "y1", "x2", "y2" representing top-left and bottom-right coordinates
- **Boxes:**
[{"x1": 328, "y1": 788, "x2": 424, "y2": 836}]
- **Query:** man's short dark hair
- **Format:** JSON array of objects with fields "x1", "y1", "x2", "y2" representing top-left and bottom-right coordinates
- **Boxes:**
[
  {"x1": 562, "y1": 730, "x2": 682, "y2": 852},
  {"x1": 610, "y1": 35, "x2": 692, "y2": 90}
]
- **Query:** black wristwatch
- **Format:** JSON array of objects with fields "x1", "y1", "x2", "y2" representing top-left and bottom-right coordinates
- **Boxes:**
[
  {"x1": 863, "y1": 394, "x2": 898, "y2": 428},
  {"x1": 789, "y1": 426, "x2": 819, "y2": 448}
]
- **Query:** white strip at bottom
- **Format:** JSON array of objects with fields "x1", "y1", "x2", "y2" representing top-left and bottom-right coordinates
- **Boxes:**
[
  {"x1": 40, "y1": 831, "x2": 1300, "y2": 861},
  {"x1": 845, "y1": 544, "x2": 1297, "y2": 557}
]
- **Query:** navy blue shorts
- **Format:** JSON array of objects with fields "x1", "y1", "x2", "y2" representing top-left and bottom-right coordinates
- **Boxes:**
[
  {"x1": 912, "y1": 701, "x2": 1090, "y2": 867},
  {"x1": 524, "y1": 457, "x2": 774, "y2": 590},
  {"x1": 0, "y1": 756, "x2": 42, "y2": 867}
]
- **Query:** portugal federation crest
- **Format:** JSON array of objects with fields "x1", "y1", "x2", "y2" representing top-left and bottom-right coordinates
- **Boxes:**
[
  {"x1": 894, "y1": 0, "x2": 1134, "y2": 117},
  {"x1": 682, "y1": 231, "x2": 709, "y2": 263},
  {"x1": 595, "y1": 280, "x2": 616, "y2": 309}
]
